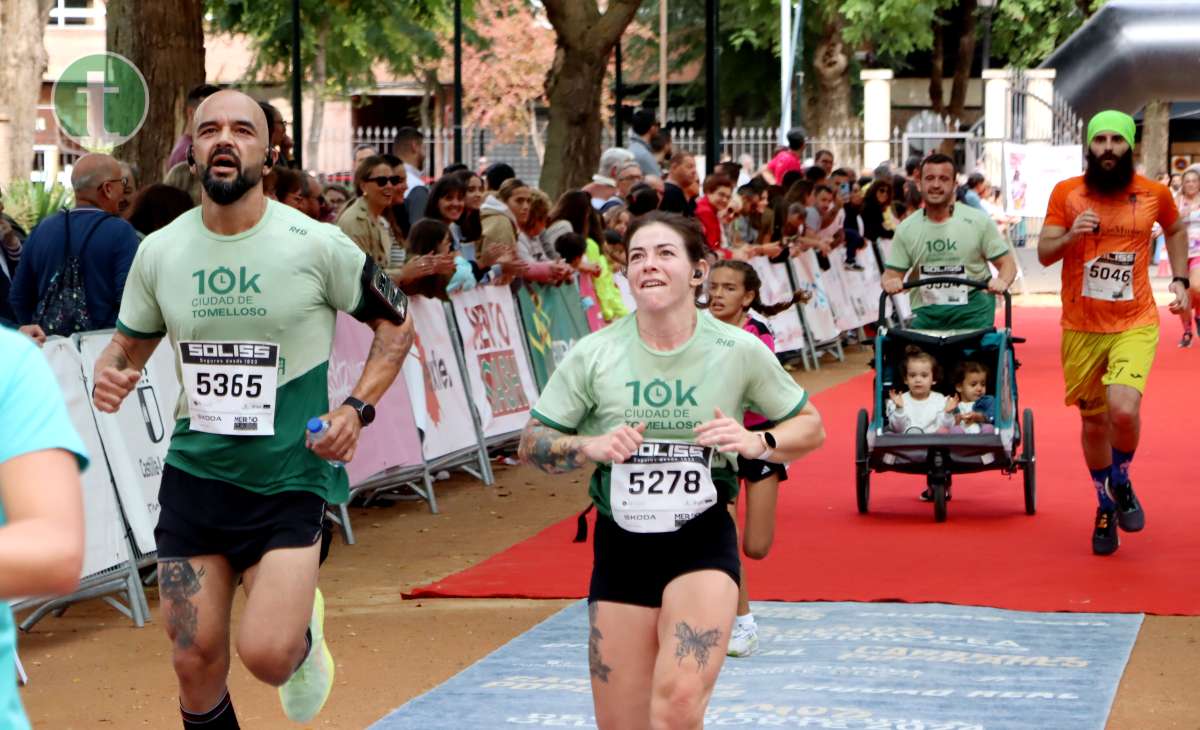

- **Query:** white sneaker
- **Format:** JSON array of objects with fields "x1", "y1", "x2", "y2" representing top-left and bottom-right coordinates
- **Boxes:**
[
  {"x1": 279, "y1": 587, "x2": 335, "y2": 722},
  {"x1": 726, "y1": 621, "x2": 759, "y2": 657}
]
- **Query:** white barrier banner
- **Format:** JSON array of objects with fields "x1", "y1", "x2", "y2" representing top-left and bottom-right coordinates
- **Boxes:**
[
  {"x1": 408, "y1": 295, "x2": 480, "y2": 460},
  {"x1": 790, "y1": 251, "x2": 840, "y2": 344},
  {"x1": 1004, "y1": 142, "x2": 1082, "y2": 217},
  {"x1": 43, "y1": 338, "x2": 130, "y2": 577},
  {"x1": 747, "y1": 257, "x2": 807, "y2": 354},
  {"x1": 77, "y1": 332, "x2": 175, "y2": 554},
  {"x1": 876, "y1": 239, "x2": 914, "y2": 321},
  {"x1": 827, "y1": 247, "x2": 878, "y2": 331},
  {"x1": 450, "y1": 285, "x2": 539, "y2": 438}
]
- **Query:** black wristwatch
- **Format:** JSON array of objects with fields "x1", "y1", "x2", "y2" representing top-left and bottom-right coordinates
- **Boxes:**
[
  {"x1": 343, "y1": 397, "x2": 376, "y2": 427},
  {"x1": 1173, "y1": 276, "x2": 1191, "y2": 289},
  {"x1": 762, "y1": 431, "x2": 777, "y2": 449}
]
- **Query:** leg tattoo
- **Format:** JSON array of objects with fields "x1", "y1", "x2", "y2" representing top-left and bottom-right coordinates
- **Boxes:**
[
  {"x1": 159, "y1": 559, "x2": 205, "y2": 649},
  {"x1": 587, "y1": 603, "x2": 612, "y2": 683},
  {"x1": 674, "y1": 621, "x2": 721, "y2": 672}
]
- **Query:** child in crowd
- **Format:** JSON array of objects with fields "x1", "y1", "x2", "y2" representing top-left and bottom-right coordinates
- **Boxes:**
[
  {"x1": 950, "y1": 360, "x2": 996, "y2": 434},
  {"x1": 554, "y1": 232, "x2": 588, "y2": 271},
  {"x1": 407, "y1": 219, "x2": 473, "y2": 298},
  {"x1": 887, "y1": 346, "x2": 957, "y2": 435},
  {"x1": 704, "y1": 260, "x2": 808, "y2": 659}
]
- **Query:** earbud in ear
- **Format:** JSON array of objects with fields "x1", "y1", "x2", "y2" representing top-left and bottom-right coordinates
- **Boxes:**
[
  {"x1": 265, "y1": 149, "x2": 276, "y2": 168},
  {"x1": 693, "y1": 269, "x2": 704, "y2": 279},
  {"x1": 186, "y1": 146, "x2": 195, "y2": 167}
]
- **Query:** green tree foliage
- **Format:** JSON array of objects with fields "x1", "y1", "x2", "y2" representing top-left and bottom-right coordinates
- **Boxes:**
[
  {"x1": 988, "y1": 0, "x2": 1105, "y2": 68},
  {"x1": 206, "y1": 0, "x2": 454, "y2": 95}
]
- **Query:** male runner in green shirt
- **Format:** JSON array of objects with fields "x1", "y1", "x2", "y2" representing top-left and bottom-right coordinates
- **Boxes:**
[
  {"x1": 883, "y1": 153, "x2": 1017, "y2": 331},
  {"x1": 92, "y1": 90, "x2": 413, "y2": 729}
]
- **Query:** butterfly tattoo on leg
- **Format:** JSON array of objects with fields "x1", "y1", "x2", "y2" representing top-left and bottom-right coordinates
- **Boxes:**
[{"x1": 674, "y1": 621, "x2": 722, "y2": 671}]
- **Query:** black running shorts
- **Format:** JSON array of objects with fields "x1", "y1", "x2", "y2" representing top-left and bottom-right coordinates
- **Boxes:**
[
  {"x1": 588, "y1": 503, "x2": 740, "y2": 608},
  {"x1": 736, "y1": 422, "x2": 788, "y2": 485},
  {"x1": 155, "y1": 463, "x2": 326, "y2": 574}
]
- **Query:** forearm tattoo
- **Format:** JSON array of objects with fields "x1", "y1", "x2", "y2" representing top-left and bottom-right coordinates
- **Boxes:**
[
  {"x1": 159, "y1": 559, "x2": 205, "y2": 649},
  {"x1": 674, "y1": 621, "x2": 722, "y2": 672},
  {"x1": 587, "y1": 603, "x2": 612, "y2": 683},
  {"x1": 517, "y1": 421, "x2": 588, "y2": 475},
  {"x1": 367, "y1": 321, "x2": 414, "y2": 367}
]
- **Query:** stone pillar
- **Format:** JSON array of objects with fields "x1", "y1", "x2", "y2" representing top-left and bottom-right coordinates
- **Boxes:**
[
  {"x1": 861, "y1": 69, "x2": 893, "y2": 170},
  {"x1": 1023, "y1": 69, "x2": 1056, "y2": 144},
  {"x1": 1142, "y1": 100, "x2": 1171, "y2": 181},
  {"x1": 982, "y1": 69, "x2": 1013, "y2": 190},
  {"x1": 0, "y1": 112, "x2": 11, "y2": 188}
]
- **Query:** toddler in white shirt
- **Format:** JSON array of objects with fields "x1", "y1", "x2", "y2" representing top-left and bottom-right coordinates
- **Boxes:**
[{"x1": 887, "y1": 346, "x2": 957, "y2": 434}]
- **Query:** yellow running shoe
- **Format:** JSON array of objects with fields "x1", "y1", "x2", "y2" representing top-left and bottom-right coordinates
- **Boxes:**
[{"x1": 279, "y1": 587, "x2": 334, "y2": 722}]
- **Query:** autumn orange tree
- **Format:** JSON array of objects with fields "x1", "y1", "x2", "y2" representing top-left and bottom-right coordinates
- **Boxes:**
[{"x1": 433, "y1": 0, "x2": 554, "y2": 153}]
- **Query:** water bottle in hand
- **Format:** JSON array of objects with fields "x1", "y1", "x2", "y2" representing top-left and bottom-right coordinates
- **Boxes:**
[{"x1": 306, "y1": 417, "x2": 345, "y2": 468}]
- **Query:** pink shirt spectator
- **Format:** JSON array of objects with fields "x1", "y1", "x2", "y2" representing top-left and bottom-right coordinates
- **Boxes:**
[
  {"x1": 741, "y1": 317, "x2": 775, "y2": 428},
  {"x1": 767, "y1": 149, "x2": 803, "y2": 185}
]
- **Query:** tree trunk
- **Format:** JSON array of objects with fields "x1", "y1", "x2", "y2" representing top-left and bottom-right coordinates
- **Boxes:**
[
  {"x1": 929, "y1": 18, "x2": 945, "y2": 116},
  {"x1": 946, "y1": 0, "x2": 978, "y2": 125},
  {"x1": 1142, "y1": 99, "x2": 1170, "y2": 182},
  {"x1": 539, "y1": 0, "x2": 642, "y2": 200},
  {"x1": 108, "y1": 0, "x2": 205, "y2": 185},
  {"x1": 808, "y1": 13, "x2": 853, "y2": 140},
  {"x1": 0, "y1": 0, "x2": 54, "y2": 187},
  {"x1": 305, "y1": 23, "x2": 328, "y2": 172}
]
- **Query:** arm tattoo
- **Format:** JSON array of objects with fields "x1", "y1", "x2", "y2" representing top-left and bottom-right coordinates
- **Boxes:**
[
  {"x1": 674, "y1": 621, "x2": 722, "y2": 672},
  {"x1": 587, "y1": 603, "x2": 612, "y2": 683},
  {"x1": 517, "y1": 420, "x2": 588, "y2": 474},
  {"x1": 158, "y1": 559, "x2": 205, "y2": 650},
  {"x1": 367, "y1": 321, "x2": 414, "y2": 367}
]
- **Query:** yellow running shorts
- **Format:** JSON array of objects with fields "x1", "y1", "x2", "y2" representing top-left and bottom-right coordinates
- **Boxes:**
[{"x1": 1060, "y1": 325, "x2": 1158, "y2": 416}]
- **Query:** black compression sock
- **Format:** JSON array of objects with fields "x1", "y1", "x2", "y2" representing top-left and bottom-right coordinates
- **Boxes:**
[
  {"x1": 181, "y1": 691, "x2": 239, "y2": 729},
  {"x1": 291, "y1": 627, "x2": 313, "y2": 675}
]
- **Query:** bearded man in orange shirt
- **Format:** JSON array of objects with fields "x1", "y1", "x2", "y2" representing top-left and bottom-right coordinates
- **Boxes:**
[{"x1": 1039, "y1": 110, "x2": 1190, "y2": 556}]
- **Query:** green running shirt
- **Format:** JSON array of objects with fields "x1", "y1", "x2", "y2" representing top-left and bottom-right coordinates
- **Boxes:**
[
  {"x1": 117, "y1": 200, "x2": 367, "y2": 503},
  {"x1": 530, "y1": 311, "x2": 808, "y2": 517}
]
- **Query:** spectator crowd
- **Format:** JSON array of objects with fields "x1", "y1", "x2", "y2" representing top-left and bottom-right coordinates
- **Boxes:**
[{"x1": 0, "y1": 87, "x2": 1023, "y2": 341}]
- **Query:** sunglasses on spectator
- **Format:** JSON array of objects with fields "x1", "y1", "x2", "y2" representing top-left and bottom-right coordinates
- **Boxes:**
[{"x1": 367, "y1": 175, "x2": 403, "y2": 187}]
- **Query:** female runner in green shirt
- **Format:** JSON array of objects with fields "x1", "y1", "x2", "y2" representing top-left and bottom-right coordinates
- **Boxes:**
[{"x1": 519, "y1": 212, "x2": 825, "y2": 729}]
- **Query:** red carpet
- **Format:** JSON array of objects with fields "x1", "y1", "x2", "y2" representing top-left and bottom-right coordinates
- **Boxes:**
[{"x1": 407, "y1": 306, "x2": 1200, "y2": 615}]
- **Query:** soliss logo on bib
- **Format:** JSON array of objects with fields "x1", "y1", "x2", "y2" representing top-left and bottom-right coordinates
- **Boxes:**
[
  {"x1": 610, "y1": 440, "x2": 717, "y2": 533},
  {"x1": 179, "y1": 341, "x2": 279, "y2": 436}
]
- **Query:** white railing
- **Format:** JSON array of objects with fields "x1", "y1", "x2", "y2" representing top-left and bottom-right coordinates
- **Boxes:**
[{"x1": 48, "y1": 0, "x2": 104, "y2": 27}]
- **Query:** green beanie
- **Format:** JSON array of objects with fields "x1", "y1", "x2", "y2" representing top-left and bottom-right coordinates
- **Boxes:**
[{"x1": 1087, "y1": 110, "x2": 1136, "y2": 149}]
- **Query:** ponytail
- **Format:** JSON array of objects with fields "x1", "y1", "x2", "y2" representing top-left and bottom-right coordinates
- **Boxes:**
[
  {"x1": 711, "y1": 259, "x2": 809, "y2": 319},
  {"x1": 752, "y1": 289, "x2": 809, "y2": 317}
]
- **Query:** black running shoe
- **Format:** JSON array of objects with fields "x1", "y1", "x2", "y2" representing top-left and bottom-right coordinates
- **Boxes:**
[
  {"x1": 1111, "y1": 481, "x2": 1145, "y2": 532},
  {"x1": 1180, "y1": 331, "x2": 1193, "y2": 348},
  {"x1": 1092, "y1": 507, "x2": 1119, "y2": 556}
]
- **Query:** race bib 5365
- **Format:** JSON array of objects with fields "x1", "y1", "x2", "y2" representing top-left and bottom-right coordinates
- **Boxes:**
[{"x1": 179, "y1": 341, "x2": 279, "y2": 436}]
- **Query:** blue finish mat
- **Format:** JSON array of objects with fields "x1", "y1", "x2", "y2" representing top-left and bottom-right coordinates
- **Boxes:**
[{"x1": 372, "y1": 601, "x2": 1141, "y2": 730}]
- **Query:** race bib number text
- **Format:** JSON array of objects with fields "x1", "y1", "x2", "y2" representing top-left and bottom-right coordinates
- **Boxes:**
[
  {"x1": 179, "y1": 341, "x2": 279, "y2": 436},
  {"x1": 610, "y1": 441, "x2": 717, "y2": 533},
  {"x1": 1082, "y1": 252, "x2": 1134, "y2": 301},
  {"x1": 919, "y1": 264, "x2": 969, "y2": 306}
]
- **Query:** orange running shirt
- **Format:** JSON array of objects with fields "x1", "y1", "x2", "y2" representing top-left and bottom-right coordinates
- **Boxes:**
[{"x1": 1044, "y1": 174, "x2": 1178, "y2": 333}]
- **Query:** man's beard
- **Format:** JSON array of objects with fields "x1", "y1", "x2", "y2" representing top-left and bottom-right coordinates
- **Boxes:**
[
  {"x1": 201, "y1": 160, "x2": 262, "y2": 205},
  {"x1": 1084, "y1": 148, "x2": 1135, "y2": 195}
]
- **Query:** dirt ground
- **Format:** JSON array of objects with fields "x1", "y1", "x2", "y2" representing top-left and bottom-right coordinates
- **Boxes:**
[{"x1": 17, "y1": 327, "x2": 1200, "y2": 729}]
